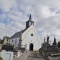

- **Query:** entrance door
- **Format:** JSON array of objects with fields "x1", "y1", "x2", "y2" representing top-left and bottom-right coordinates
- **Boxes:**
[{"x1": 29, "y1": 43, "x2": 33, "y2": 51}]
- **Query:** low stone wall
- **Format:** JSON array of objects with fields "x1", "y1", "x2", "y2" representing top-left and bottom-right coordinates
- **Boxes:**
[
  {"x1": 0, "y1": 50, "x2": 13, "y2": 60},
  {"x1": 48, "y1": 56, "x2": 60, "y2": 60}
]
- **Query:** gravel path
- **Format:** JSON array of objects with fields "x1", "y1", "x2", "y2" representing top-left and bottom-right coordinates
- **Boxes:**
[
  {"x1": 26, "y1": 51, "x2": 46, "y2": 60},
  {"x1": 14, "y1": 51, "x2": 30, "y2": 60},
  {"x1": 14, "y1": 51, "x2": 46, "y2": 60}
]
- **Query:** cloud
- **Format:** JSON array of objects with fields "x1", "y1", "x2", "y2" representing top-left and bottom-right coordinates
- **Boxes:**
[
  {"x1": 0, "y1": 0, "x2": 17, "y2": 12},
  {"x1": 0, "y1": 0, "x2": 60, "y2": 43}
]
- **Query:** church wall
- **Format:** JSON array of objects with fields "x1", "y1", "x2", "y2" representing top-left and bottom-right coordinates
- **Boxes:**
[
  {"x1": 9, "y1": 38, "x2": 20, "y2": 47},
  {"x1": 22, "y1": 25, "x2": 41, "y2": 51}
]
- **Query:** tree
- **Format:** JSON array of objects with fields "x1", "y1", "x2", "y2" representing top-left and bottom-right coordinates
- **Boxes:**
[
  {"x1": 58, "y1": 41, "x2": 60, "y2": 47},
  {"x1": 0, "y1": 57, "x2": 3, "y2": 60}
]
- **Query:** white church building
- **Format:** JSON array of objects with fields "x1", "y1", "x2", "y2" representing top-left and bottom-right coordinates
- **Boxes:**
[{"x1": 9, "y1": 14, "x2": 41, "y2": 51}]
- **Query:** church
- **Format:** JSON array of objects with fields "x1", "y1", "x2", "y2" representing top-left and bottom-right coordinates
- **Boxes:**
[{"x1": 8, "y1": 14, "x2": 40, "y2": 51}]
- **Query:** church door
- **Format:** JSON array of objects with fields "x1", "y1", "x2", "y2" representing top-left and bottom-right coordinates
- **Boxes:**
[{"x1": 29, "y1": 43, "x2": 33, "y2": 51}]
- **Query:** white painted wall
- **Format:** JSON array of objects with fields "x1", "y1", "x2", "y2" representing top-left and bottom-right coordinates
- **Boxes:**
[
  {"x1": 22, "y1": 25, "x2": 41, "y2": 51},
  {"x1": 3, "y1": 37, "x2": 8, "y2": 44},
  {"x1": 8, "y1": 25, "x2": 41, "y2": 51},
  {"x1": 9, "y1": 38, "x2": 20, "y2": 47},
  {"x1": 0, "y1": 50, "x2": 13, "y2": 60}
]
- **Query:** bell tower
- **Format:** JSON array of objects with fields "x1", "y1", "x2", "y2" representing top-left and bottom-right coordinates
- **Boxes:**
[{"x1": 26, "y1": 14, "x2": 34, "y2": 29}]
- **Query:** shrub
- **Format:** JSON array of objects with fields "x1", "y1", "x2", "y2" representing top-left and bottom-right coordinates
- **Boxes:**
[
  {"x1": 0, "y1": 57, "x2": 3, "y2": 60},
  {"x1": 58, "y1": 41, "x2": 60, "y2": 47}
]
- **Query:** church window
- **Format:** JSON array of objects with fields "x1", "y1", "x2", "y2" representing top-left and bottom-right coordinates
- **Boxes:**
[
  {"x1": 31, "y1": 34, "x2": 33, "y2": 36},
  {"x1": 12, "y1": 40, "x2": 13, "y2": 42},
  {"x1": 15, "y1": 39, "x2": 17, "y2": 44}
]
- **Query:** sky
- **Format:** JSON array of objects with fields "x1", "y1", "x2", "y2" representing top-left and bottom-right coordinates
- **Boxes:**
[{"x1": 0, "y1": 0, "x2": 60, "y2": 43}]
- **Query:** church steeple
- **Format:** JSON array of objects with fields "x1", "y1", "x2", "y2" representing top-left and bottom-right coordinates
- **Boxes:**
[
  {"x1": 26, "y1": 14, "x2": 34, "y2": 29},
  {"x1": 29, "y1": 14, "x2": 32, "y2": 20}
]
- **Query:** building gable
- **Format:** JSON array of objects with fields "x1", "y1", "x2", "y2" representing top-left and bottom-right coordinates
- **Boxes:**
[
  {"x1": 22, "y1": 25, "x2": 41, "y2": 50},
  {"x1": 22, "y1": 25, "x2": 40, "y2": 42}
]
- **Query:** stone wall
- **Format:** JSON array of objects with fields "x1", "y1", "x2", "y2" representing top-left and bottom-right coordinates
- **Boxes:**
[{"x1": 0, "y1": 50, "x2": 13, "y2": 60}]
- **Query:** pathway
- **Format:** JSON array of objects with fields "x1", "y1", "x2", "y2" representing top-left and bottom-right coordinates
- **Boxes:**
[{"x1": 14, "y1": 51, "x2": 46, "y2": 60}]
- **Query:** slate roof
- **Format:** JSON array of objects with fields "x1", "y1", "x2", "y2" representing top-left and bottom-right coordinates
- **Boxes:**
[{"x1": 10, "y1": 29, "x2": 26, "y2": 39}]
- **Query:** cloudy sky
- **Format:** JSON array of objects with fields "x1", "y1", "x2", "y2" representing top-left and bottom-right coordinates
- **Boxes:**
[{"x1": 0, "y1": 0, "x2": 60, "y2": 43}]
